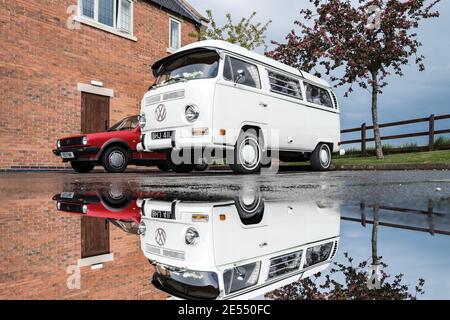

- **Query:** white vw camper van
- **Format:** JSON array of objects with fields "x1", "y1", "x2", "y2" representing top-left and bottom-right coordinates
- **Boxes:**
[
  {"x1": 138, "y1": 40, "x2": 341, "y2": 174},
  {"x1": 138, "y1": 193, "x2": 340, "y2": 300}
]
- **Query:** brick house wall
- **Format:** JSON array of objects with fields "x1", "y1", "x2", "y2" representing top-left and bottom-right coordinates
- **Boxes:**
[{"x1": 0, "y1": 0, "x2": 202, "y2": 170}]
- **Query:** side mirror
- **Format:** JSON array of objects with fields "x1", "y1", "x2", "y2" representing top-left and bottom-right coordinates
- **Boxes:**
[{"x1": 235, "y1": 69, "x2": 246, "y2": 84}]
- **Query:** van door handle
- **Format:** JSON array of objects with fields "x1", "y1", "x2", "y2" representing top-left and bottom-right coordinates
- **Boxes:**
[{"x1": 259, "y1": 102, "x2": 268, "y2": 108}]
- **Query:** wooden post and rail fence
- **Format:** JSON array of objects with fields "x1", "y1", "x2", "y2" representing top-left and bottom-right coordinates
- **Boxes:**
[{"x1": 340, "y1": 113, "x2": 450, "y2": 157}]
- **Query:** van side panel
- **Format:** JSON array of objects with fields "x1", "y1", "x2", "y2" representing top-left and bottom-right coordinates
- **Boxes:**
[
  {"x1": 212, "y1": 65, "x2": 269, "y2": 146},
  {"x1": 261, "y1": 70, "x2": 340, "y2": 152}
]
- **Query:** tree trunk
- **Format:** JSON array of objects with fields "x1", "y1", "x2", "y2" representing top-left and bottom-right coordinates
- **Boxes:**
[
  {"x1": 371, "y1": 204, "x2": 380, "y2": 266},
  {"x1": 371, "y1": 71, "x2": 384, "y2": 159}
]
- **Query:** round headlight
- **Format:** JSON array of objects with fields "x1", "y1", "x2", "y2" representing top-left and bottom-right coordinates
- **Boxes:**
[
  {"x1": 82, "y1": 136, "x2": 88, "y2": 145},
  {"x1": 82, "y1": 205, "x2": 88, "y2": 214},
  {"x1": 185, "y1": 227, "x2": 199, "y2": 246},
  {"x1": 138, "y1": 221, "x2": 146, "y2": 236},
  {"x1": 185, "y1": 105, "x2": 199, "y2": 123},
  {"x1": 56, "y1": 202, "x2": 61, "y2": 210},
  {"x1": 57, "y1": 140, "x2": 61, "y2": 148},
  {"x1": 139, "y1": 114, "x2": 147, "y2": 129}
]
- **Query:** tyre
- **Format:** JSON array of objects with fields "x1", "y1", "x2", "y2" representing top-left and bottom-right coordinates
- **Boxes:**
[
  {"x1": 99, "y1": 189, "x2": 132, "y2": 211},
  {"x1": 70, "y1": 161, "x2": 95, "y2": 173},
  {"x1": 229, "y1": 130, "x2": 262, "y2": 174},
  {"x1": 156, "y1": 162, "x2": 171, "y2": 172},
  {"x1": 194, "y1": 161, "x2": 209, "y2": 172},
  {"x1": 166, "y1": 150, "x2": 195, "y2": 173},
  {"x1": 310, "y1": 143, "x2": 332, "y2": 171},
  {"x1": 101, "y1": 146, "x2": 129, "y2": 173}
]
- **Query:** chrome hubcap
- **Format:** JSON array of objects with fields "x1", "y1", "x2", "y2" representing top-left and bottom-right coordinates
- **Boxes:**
[
  {"x1": 109, "y1": 151, "x2": 125, "y2": 168},
  {"x1": 319, "y1": 146, "x2": 331, "y2": 168},
  {"x1": 239, "y1": 137, "x2": 260, "y2": 170}
]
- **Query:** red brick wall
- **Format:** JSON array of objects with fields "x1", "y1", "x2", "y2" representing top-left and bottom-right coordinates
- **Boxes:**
[
  {"x1": 0, "y1": 190, "x2": 169, "y2": 299},
  {"x1": 0, "y1": 0, "x2": 200, "y2": 169}
]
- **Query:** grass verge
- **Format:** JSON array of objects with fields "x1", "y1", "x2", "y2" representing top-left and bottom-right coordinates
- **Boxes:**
[{"x1": 332, "y1": 149, "x2": 450, "y2": 166}]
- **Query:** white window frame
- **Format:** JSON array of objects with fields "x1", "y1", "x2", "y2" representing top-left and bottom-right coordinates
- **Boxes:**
[
  {"x1": 169, "y1": 17, "x2": 182, "y2": 52},
  {"x1": 77, "y1": 0, "x2": 136, "y2": 41}
]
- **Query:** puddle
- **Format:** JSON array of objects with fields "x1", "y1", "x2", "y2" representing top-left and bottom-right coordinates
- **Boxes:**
[{"x1": 1, "y1": 176, "x2": 449, "y2": 300}]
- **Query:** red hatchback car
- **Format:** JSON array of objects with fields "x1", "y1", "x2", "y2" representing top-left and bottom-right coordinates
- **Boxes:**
[{"x1": 53, "y1": 115, "x2": 168, "y2": 173}]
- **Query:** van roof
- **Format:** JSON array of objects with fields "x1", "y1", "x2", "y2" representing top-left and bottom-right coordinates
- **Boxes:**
[{"x1": 176, "y1": 40, "x2": 331, "y2": 88}]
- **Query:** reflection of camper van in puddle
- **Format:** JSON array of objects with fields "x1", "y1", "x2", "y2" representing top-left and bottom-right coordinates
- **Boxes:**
[{"x1": 138, "y1": 191, "x2": 340, "y2": 300}]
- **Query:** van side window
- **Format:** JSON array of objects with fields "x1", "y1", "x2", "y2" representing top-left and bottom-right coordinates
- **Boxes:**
[
  {"x1": 267, "y1": 70, "x2": 303, "y2": 99},
  {"x1": 305, "y1": 83, "x2": 333, "y2": 108},
  {"x1": 223, "y1": 56, "x2": 261, "y2": 89}
]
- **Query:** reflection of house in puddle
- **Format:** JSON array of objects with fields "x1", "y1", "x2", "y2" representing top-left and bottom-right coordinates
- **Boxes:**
[
  {"x1": 53, "y1": 188, "x2": 165, "y2": 269},
  {"x1": 341, "y1": 201, "x2": 450, "y2": 236},
  {"x1": 138, "y1": 191, "x2": 341, "y2": 300}
]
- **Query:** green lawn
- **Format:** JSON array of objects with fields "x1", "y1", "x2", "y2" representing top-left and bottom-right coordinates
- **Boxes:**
[{"x1": 332, "y1": 149, "x2": 450, "y2": 165}]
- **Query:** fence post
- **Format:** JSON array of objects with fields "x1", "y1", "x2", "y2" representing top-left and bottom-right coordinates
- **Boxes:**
[
  {"x1": 428, "y1": 114, "x2": 435, "y2": 151},
  {"x1": 361, "y1": 123, "x2": 367, "y2": 157}
]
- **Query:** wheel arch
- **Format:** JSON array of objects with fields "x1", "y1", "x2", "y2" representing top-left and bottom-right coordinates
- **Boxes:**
[
  {"x1": 240, "y1": 124, "x2": 266, "y2": 149},
  {"x1": 315, "y1": 141, "x2": 334, "y2": 153},
  {"x1": 97, "y1": 139, "x2": 132, "y2": 161}
]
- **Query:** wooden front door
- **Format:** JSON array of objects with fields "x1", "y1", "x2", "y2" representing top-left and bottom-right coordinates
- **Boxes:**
[
  {"x1": 81, "y1": 92, "x2": 110, "y2": 133},
  {"x1": 81, "y1": 217, "x2": 110, "y2": 258}
]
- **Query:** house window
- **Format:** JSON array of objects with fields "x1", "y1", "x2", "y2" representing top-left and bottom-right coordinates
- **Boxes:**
[
  {"x1": 82, "y1": 0, "x2": 95, "y2": 18},
  {"x1": 118, "y1": 0, "x2": 132, "y2": 33},
  {"x1": 98, "y1": 0, "x2": 114, "y2": 27},
  {"x1": 79, "y1": 0, "x2": 133, "y2": 34},
  {"x1": 169, "y1": 18, "x2": 181, "y2": 51}
]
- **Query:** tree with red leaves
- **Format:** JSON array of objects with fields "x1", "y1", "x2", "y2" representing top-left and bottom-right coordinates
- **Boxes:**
[{"x1": 266, "y1": 0, "x2": 441, "y2": 159}]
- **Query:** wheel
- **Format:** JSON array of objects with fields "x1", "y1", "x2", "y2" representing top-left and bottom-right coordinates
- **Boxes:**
[
  {"x1": 156, "y1": 162, "x2": 171, "y2": 172},
  {"x1": 99, "y1": 189, "x2": 132, "y2": 211},
  {"x1": 234, "y1": 187, "x2": 264, "y2": 225},
  {"x1": 229, "y1": 130, "x2": 262, "y2": 174},
  {"x1": 101, "y1": 146, "x2": 129, "y2": 173},
  {"x1": 310, "y1": 143, "x2": 332, "y2": 171},
  {"x1": 194, "y1": 162, "x2": 209, "y2": 172},
  {"x1": 166, "y1": 150, "x2": 195, "y2": 173},
  {"x1": 70, "y1": 161, "x2": 95, "y2": 173}
]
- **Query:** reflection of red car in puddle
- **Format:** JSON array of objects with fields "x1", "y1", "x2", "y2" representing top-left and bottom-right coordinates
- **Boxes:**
[{"x1": 53, "y1": 189, "x2": 164, "y2": 234}]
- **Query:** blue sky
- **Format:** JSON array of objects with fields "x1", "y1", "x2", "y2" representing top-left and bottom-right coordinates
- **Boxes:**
[
  {"x1": 338, "y1": 220, "x2": 450, "y2": 299},
  {"x1": 189, "y1": 0, "x2": 450, "y2": 146}
]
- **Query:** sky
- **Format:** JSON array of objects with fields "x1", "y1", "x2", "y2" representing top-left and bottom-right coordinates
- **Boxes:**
[{"x1": 188, "y1": 0, "x2": 450, "y2": 147}]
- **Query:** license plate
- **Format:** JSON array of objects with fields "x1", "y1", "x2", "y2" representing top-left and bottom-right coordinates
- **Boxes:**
[
  {"x1": 151, "y1": 131, "x2": 173, "y2": 140},
  {"x1": 61, "y1": 192, "x2": 74, "y2": 199},
  {"x1": 61, "y1": 152, "x2": 75, "y2": 159},
  {"x1": 151, "y1": 209, "x2": 175, "y2": 220}
]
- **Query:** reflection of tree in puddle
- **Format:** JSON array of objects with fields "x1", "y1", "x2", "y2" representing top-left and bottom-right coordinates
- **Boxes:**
[
  {"x1": 268, "y1": 205, "x2": 426, "y2": 300},
  {"x1": 267, "y1": 252, "x2": 425, "y2": 300}
]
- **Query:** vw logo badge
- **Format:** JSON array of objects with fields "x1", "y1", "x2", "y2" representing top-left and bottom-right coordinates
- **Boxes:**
[
  {"x1": 155, "y1": 104, "x2": 166, "y2": 122},
  {"x1": 155, "y1": 228, "x2": 167, "y2": 246}
]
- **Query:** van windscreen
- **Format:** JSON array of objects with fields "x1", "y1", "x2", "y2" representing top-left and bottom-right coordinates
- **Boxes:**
[
  {"x1": 155, "y1": 50, "x2": 219, "y2": 86},
  {"x1": 152, "y1": 266, "x2": 220, "y2": 300}
]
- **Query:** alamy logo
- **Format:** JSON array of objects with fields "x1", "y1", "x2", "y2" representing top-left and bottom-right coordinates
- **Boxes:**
[
  {"x1": 155, "y1": 228, "x2": 167, "y2": 246},
  {"x1": 155, "y1": 104, "x2": 167, "y2": 122}
]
